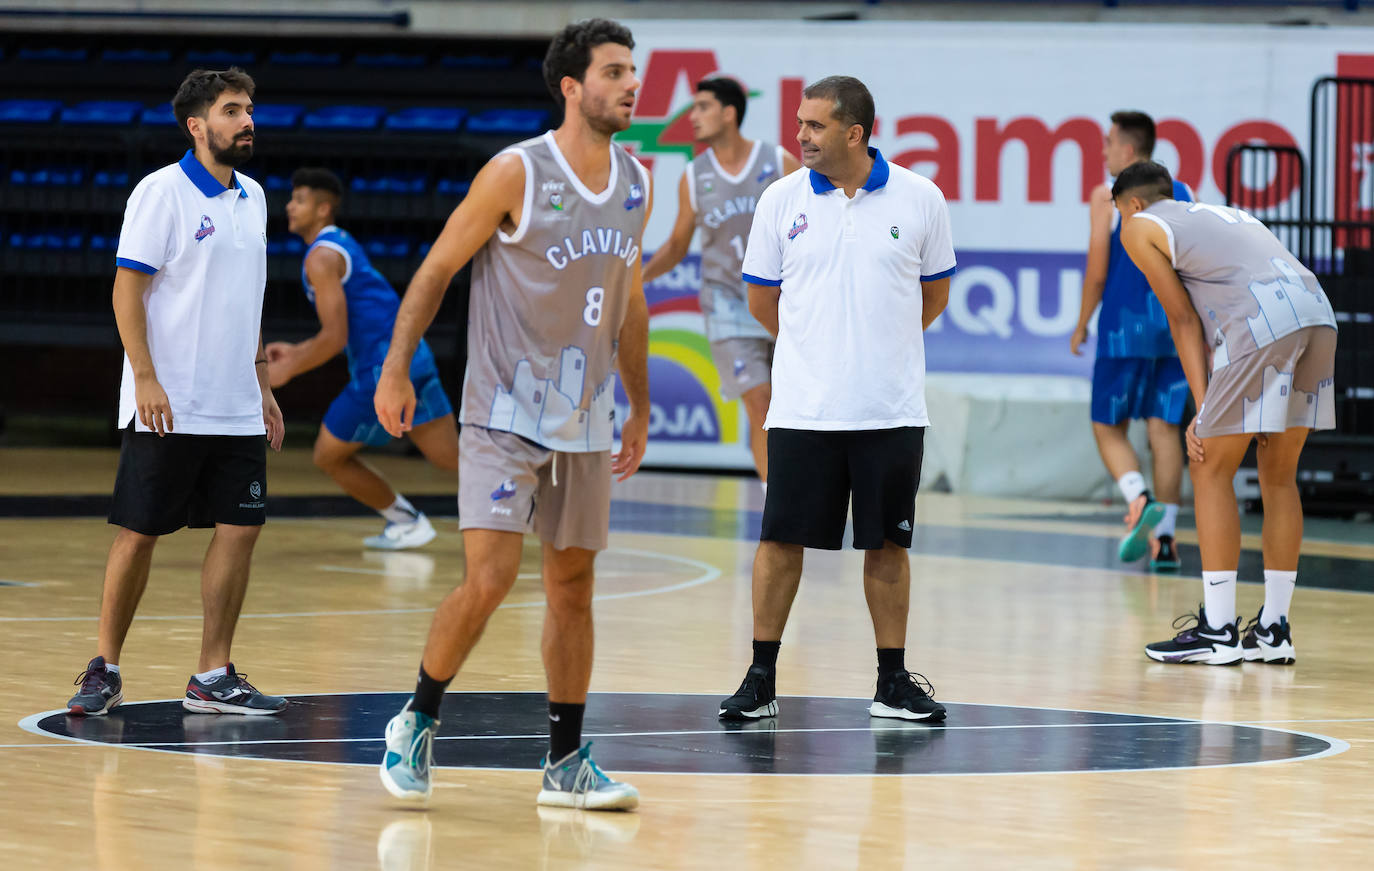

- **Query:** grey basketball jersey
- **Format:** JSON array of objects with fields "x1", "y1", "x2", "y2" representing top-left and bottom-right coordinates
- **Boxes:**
[
  {"x1": 689, "y1": 141, "x2": 786, "y2": 341},
  {"x1": 1135, "y1": 199, "x2": 1337, "y2": 370},
  {"x1": 462, "y1": 131, "x2": 649, "y2": 452}
]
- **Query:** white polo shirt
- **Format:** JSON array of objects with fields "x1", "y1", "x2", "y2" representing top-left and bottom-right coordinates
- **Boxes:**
[
  {"x1": 741, "y1": 148, "x2": 956, "y2": 431},
  {"x1": 115, "y1": 150, "x2": 268, "y2": 435}
]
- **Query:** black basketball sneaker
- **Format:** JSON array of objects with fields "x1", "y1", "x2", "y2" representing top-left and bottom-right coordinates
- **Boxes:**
[
  {"x1": 1150, "y1": 534, "x2": 1181, "y2": 572},
  {"x1": 1144, "y1": 607, "x2": 1243, "y2": 665},
  {"x1": 870, "y1": 670, "x2": 947, "y2": 721},
  {"x1": 1241, "y1": 610, "x2": 1296, "y2": 664},
  {"x1": 718, "y1": 665, "x2": 778, "y2": 720}
]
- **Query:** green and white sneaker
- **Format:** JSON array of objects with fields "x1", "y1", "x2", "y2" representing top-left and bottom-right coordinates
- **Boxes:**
[
  {"x1": 379, "y1": 700, "x2": 438, "y2": 803},
  {"x1": 536, "y1": 743, "x2": 638, "y2": 811}
]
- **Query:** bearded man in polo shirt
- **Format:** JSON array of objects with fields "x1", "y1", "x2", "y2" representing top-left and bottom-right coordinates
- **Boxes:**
[
  {"x1": 720, "y1": 76, "x2": 956, "y2": 723},
  {"x1": 65, "y1": 68, "x2": 288, "y2": 717}
]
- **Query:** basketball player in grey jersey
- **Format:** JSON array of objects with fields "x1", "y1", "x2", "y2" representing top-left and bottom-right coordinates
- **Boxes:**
[
  {"x1": 1115, "y1": 161, "x2": 1337, "y2": 667},
  {"x1": 373, "y1": 19, "x2": 650, "y2": 810},
  {"x1": 644, "y1": 77, "x2": 801, "y2": 484}
]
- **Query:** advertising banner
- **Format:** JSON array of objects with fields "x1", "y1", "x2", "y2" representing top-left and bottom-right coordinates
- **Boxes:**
[{"x1": 614, "y1": 21, "x2": 1374, "y2": 468}]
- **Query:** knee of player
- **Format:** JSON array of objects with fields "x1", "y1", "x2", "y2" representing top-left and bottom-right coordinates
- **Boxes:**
[
  {"x1": 1145, "y1": 417, "x2": 1179, "y2": 439},
  {"x1": 545, "y1": 575, "x2": 595, "y2": 613},
  {"x1": 114, "y1": 526, "x2": 159, "y2": 552}
]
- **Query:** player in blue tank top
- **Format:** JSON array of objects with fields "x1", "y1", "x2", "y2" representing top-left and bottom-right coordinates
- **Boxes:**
[
  {"x1": 1071, "y1": 112, "x2": 1192, "y2": 571},
  {"x1": 266, "y1": 168, "x2": 457, "y2": 550}
]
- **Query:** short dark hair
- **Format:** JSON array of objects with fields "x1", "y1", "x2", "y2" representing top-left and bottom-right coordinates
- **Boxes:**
[
  {"x1": 1110, "y1": 110, "x2": 1156, "y2": 159},
  {"x1": 542, "y1": 18, "x2": 635, "y2": 110},
  {"x1": 1111, "y1": 160, "x2": 1175, "y2": 202},
  {"x1": 291, "y1": 167, "x2": 343, "y2": 215},
  {"x1": 172, "y1": 67, "x2": 256, "y2": 145},
  {"x1": 696, "y1": 77, "x2": 747, "y2": 126},
  {"x1": 803, "y1": 75, "x2": 875, "y2": 143}
]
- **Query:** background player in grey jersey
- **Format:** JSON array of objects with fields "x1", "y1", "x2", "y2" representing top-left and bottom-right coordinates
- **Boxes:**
[
  {"x1": 643, "y1": 77, "x2": 801, "y2": 485},
  {"x1": 1115, "y1": 161, "x2": 1338, "y2": 667},
  {"x1": 373, "y1": 19, "x2": 651, "y2": 811}
]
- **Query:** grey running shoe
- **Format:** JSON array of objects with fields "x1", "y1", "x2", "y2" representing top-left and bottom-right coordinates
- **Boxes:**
[
  {"x1": 182, "y1": 664, "x2": 287, "y2": 715},
  {"x1": 537, "y1": 743, "x2": 638, "y2": 811},
  {"x1": 67, "y1": 656, "x2": 123, "y2": 716}
]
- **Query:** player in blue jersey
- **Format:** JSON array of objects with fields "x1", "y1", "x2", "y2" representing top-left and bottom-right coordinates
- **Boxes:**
[
  {"x1": 1071, "y1": 111, "x2": 1193, "y2": 570},
  {"x1": 267, "y1": 168, "x2": 458, "y2": 549}
]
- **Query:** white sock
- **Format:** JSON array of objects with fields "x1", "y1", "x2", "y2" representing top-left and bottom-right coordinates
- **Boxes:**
[
  {"x1": 381, "y1": 494, "x2": 419, "y2": 525},
  {"x1": 1117, "y1": 471, "x2": 1147, "y2": 504},
  {"x1": 1156, "y1": 504, "x2": 1179, "y2": 538},
  {"x1": 1201, "y1": 571, "x2": 1237, "y2": 630},
  {"x1": 1260, "y1": 570, "x2": 1297, "y2": 626},
  {"x1": 760, "y1": 481, "x2": 767, "y2": 498},
  {"x1": 195, "y1": 665, "x2": 229, "y2": 683},
  {"x1": 105, "y1": 663, "x2": 120, "y2": 674}
]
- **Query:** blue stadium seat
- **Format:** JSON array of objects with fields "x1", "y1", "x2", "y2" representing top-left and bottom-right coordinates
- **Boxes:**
[
  {"x1": 266, "y1": 235, "x2": 304, "y2": 256},
  {"x1": 93, "y1": 171, "x2": 130, "y2": 188},
  {"x1": 89, "y1": 234, "x2": 119, "y2": 251},
  {"x1": 356, "y1": 52, "x2": 427, "y2": 69},
  {"x1": 264, "y1": 175, "x2": 292, "y2": 191},
  {"x1": 61, "y1": 101, "x2": 143, "y2": 126},
  {"x1": 419, "y1": 241, "x2": 433, "y2": 258},
  {"x1": 0, "y1": 100, "x2": 62, "y2": 124},
  {"x1": 385, "y1": 107, "x2": 467, "y2": 132},
  {"x1": 440, "y1": 55, "x2": 513, "y2": 70},
  {"x1": 436, "y1": 178, "x2": 472, "y2": 196},
  {"x1": 303, "y1": 105, "x2": 385, "y2": 131},
  {"x1": 10, "y1": 231, "x2": 85, "y2": 250},
  {"x1": 466, "y1": 108, "x2": 548, "y2": 136},
  {"x1": 141, "y1": 103, "x2": 176, "y2": 127},
  {"x1": 11, "y1": 168, "x2": 85, "y2": 186},
  {"x1": 101, "y1": 48, "x2": 172, "y2": 64},
  {"x1": 350, "y1": 173, "x2": 427, "y2": 195},
  {"x1": 269, "y1": 51, "x2": 341, "y2": 67},
  {"x1": 18, "y1": 47, "x2": 87, "y2": 63},
  {"x1": 186, "y1": 49, "x2": 255, "y2": 66},
  {"x1": 365, "y1": 237, "x2": 411, "y2": 259},
  {"x1": 252, "y1": 104, "x2": 304, "y2": 129}
]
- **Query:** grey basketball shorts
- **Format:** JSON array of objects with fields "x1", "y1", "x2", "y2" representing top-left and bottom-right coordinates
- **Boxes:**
[
  {"x1": 457, "y1": 424, "x2": 612, "y2": 552},
  {"x1": 709, "y1": 337, "x2": 774, "y2": 401},
  {"x1": 1195, "y1": 325, "x2": 1337, "y2": 438}
]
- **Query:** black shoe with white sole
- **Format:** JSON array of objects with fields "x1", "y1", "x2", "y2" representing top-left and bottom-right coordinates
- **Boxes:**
[
  {"x1": 183, "y1": 664, "x2": 287, "y2": 715},
  {"x1": 718, "y1": 665, "x2": 777, "y2": 720},
  {"x1": 1241, "y1": 611, "x2": 1296, "y2": 665},
  {"x1": 1144, "y1": 607, "x2": 1243, "y2": 665},
  {"x1": 870, "y1": 670, "x2": 947, "y2": 722}
]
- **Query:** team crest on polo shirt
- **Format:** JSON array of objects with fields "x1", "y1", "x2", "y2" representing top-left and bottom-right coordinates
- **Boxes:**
[
  {"x1": 787, "y1": 213, "x2": 808, "y2": 240},
  {"x1": 890, "y1": 226, "x2": 900, "y2": 239},
  {"x1": 194, "y1": 215, "x2": 215, "y2": 242},
  {"x1": 624, "y1": 183, "x2": 644, "y2": 211}
]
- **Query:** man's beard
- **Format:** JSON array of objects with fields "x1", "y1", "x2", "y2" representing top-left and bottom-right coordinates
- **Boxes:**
[
  {"x1": 209, "y1": 130, "x2": 254, "y2": 167},
  {"x1": 580, "y1": 95, "x2": 630, "y2": 137}
]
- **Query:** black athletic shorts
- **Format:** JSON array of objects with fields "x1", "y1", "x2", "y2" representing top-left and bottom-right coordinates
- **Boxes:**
[
  {"x1": 761, "y1": 427, "x2": 924, "y2": 550},
  {"x1": 108, "y1": 426, "x2": 268, "y2": 535}
]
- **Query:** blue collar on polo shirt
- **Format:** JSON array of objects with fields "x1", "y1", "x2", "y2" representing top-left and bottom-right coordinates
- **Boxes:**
[
  {"x1": 178, "y1": 149, "x2": 247, "y2": 199},
  {"x1": 808, "y1": 146, "x2": 890, "y2": 194}
]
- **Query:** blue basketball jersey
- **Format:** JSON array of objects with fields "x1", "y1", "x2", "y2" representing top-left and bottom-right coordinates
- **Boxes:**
[
  {"x1": 1097, "y1": 179, "x2": 1194, "y2": 359},
  {"x1": 302, "y1": 225, "x2": 436, "y2": 382}
]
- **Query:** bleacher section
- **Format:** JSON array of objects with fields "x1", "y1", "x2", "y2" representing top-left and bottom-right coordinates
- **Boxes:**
[{"x1": 0, "y1": 29, "x2": 554, "y2": 424}]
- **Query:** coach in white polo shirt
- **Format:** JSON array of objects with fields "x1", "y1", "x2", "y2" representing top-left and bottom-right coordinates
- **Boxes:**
[
  {"x1": 718, "y1": 76, "x2": 956, "y2": 724},
  {"x1": 64, "y1": 68, "x2": 288, "y2": 719}
]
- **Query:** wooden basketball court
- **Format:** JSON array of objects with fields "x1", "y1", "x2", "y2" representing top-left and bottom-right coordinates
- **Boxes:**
[{"x1": 2, "y1": 446, "x2": 1371, "y2": 869}]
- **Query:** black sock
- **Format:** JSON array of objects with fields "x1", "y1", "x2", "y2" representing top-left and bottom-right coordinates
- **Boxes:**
[
  {"x1": 411, "y1": 665, "x2": 452, "y2": 720},
  {"x1": 548, "y1": 701, "x2": 585, "y2": 760},
  {"x1": 752, "y1": 639, "x2": 781, "y2": 671},
  {"x1": 877, "y1": 648, "x2": 905, "y2": 677}
]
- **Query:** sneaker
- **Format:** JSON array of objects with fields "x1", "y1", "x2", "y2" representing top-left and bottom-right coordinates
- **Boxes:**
[
  {"x1": 380, "y1": 700, "x2": 439, "y2": 803},
  {"x1": 182, "y1": 664, "x2": 288, "y2": 715},
  {"x1": 718, "y1": 665, "x2": 778, "y2": 720},
  {"x1": 1119, "y1": 496, "x2": 1166, "y2": 562},
  {"x1": 365, "y1": 512, "x2": 437, "y2": 550},
  {"x1": 67, "y1": 656, "x2": 123, "y2": 716},
  {"x1": 1144, "y1": 607, "x2": 1243, "y2": 665},
  {"x1": 537, "y1": 742, "x2": 638, "y2": 811},
  {"x1": 1241, "y1": 611, "x2": 1296, "y2": 665},
  {"x1": 869, "y1": 670, "x2": 947, "y2": 722},
  {"x1": 1150, "y1": 534, "x2": 1181, "y2": 572}
]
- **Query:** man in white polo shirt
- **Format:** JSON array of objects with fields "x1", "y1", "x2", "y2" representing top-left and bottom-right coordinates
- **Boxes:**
[
  {"x1": 65, "y1": 68, "x2": 288, "y2": 718},
  {"x1": 718, "y1": 76, "x2": 955, "y2": 723}
]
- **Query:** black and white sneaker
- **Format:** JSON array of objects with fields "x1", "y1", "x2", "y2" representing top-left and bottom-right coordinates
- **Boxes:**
[
  {"x1": 1241, "y1": 611, "x2": 1296, "y2": 665},
  {"x1": 1144, "y1": 607, "x2": 1243, "y2": 665},
  {"x1": 183, "y1": 664, "x2": 287, "y2": 715},
  {"x1": 718, "y1": 665, "x2": 778, "y2": 720},
  {"x1": 870, "y1": 670, "x2": 947, "y2": 721},
  {"x1": 1150, "y1": 535, "x2": 1181, "y2": 572},
  {"x1": 67, "y1": 656, "x2": 123, "y2": 716}
]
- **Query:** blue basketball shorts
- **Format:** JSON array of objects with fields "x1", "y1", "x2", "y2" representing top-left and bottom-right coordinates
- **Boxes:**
[
  {"x1": 323, "y1": 368, "x2": 453, "y2": 447},
  {"x1": 1090, "y1": 357, "x2": 1189, "y2": 426}
]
